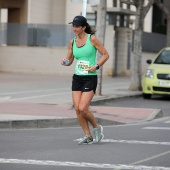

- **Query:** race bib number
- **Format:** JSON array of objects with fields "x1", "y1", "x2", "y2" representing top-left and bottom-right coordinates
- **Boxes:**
[{"x1": 75, "y1": 60, "x2": 90, "y2": 75}]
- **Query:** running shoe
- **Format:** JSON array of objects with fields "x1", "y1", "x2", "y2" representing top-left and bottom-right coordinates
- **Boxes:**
[
  {"x1": 78, "y1": 135, "x2": 93, "y2": 144},
  {"x1": 93, "y1": 125, "x2": 104, "y2": 143}
]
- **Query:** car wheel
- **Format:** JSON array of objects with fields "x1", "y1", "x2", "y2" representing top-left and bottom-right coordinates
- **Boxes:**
[{"x1": 143, "y1": 93, "x2": 151, "y2": 99}]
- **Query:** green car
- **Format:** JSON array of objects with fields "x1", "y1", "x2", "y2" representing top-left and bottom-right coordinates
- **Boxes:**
[{"x1": 142, "y1": 47, "x2": 170, "y2": 99}]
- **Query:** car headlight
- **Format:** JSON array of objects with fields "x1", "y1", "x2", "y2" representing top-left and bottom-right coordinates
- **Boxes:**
[{"x1": 145, "y1": 69, "x2": 154, "y2": 78}]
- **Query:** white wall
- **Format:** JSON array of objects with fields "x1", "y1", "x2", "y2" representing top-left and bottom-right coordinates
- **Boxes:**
[
  {"x1": 0, "y1": 45, "x2": 113, "y2": 76},
  {"x1": 28, "y1": 0, "x2": 53, "y2": 24},
  {"x1": 26, "y1": 0, "x2": 153, "y2": 33},
  {"x1": 0, "y1": 46, "x2": 155, "y2": 76},
  {"x1": 0, "y1": 0, "x2": 156, "y2": 76},
  {"x1": 0, "y1": 9, "x2": 8, "y2": 23},
  {"x1": 0, "y1": 46, "x2": 75, "y2": 75},
  {"x1": 52, "y1": 0, "x2": 66, "y2": 24},
  {"x1": 0, "y1": 26, "x2": 114, "y2": 76},
  {"x1": 116, "y1": 27, "x2": 133, "y2": 76},
  {"x1": 0, "y1": 25, "x2": 156, "y2": 77},
  {"x1": 103, "y1": 25, "x2": 114, "y2": 76},
  {"x1": 65, "y1": 1, "x2": 92, "y2": 24},
  {"x1": 143, "y1": 6, "x2": 153, "y2": 32}
]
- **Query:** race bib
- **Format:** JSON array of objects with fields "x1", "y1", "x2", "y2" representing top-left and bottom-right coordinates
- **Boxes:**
[{"x1": 75, "y1": 60, "x2": 90, "y2": 75}]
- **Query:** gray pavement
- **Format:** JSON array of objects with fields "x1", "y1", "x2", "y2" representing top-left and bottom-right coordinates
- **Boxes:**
[{"x1": 0, "y1": 72, "x2": 163, "y2": 129}]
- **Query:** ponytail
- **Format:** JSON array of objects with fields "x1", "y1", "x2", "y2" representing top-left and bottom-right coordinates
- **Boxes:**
[{"x1": 84, "y1": 23, "x2": 96, "y2": 35}]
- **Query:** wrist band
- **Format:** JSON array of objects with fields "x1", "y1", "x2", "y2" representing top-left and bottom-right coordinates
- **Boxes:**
[{"x1": 96, "y1": 64, "x2": 100, "y2": 70}]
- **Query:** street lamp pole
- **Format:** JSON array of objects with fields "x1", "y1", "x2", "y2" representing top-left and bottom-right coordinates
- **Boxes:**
[
  {"x1": 71, "y1": 0, "x2": 100, "y2": 17},
  {"x1": 82, "y1": 0, "x2": 87, "y2": 17}
]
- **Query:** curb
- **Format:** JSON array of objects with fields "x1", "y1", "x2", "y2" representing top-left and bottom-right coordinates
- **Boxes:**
[
  {"x1": 0, "y1": 109, "x2": 163, "y2": 130},
  {"x1": 0, "y1": 117, "x2": 124, "y2": 130},
  {"x1": 0, "y1": 118, "x2": 79, "y2": 130},
  {"x1": 146, "y1": 109, "x2": 163, "y2": 121},
  {"x1": 0, "y1": 93, "x2": 164, "y2": 130},
  {"x1": 91, "y1": 93, "x2": 142, "y2": 105}
]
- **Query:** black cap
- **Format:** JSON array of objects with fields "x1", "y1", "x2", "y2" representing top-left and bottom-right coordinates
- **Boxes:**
[{"x1": 69, "y1": 16, "x2": 87, "y2": 26}]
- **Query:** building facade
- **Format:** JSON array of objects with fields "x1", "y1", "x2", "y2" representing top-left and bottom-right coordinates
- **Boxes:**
[{"x1": 0, "y1": 0, "x2": 169, "y2": 76}]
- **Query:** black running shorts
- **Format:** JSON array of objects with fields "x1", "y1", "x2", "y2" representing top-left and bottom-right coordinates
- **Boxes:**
[{"x1": 72, "y1": 74, "x2": 97, "y2": 93}]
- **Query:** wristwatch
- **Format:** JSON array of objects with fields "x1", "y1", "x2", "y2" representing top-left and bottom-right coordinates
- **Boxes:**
[{"x1": 95, "y1": 64, "x2": 100, "y2": 70}]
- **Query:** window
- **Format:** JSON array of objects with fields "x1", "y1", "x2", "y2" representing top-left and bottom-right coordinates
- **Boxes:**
[{"x1": 86, "y1": 13, "x2": 96, "y2": 27}]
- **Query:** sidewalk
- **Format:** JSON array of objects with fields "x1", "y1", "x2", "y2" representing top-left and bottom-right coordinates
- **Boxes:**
[{"x1": 0, "y1": 73, "x2": 163, "y2": 129}]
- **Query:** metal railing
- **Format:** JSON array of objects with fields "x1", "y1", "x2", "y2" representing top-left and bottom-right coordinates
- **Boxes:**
[
  {"x1": 0, "y1": 23, "x2": 74, "y2": 47},
  {"x1": 142, "y1": 32, "x2": 166, "y2": 52},
  {"x1": 132, "y1": 31, "x2": 166, "y2": 53},
  {"x1": 0, "y1": 23, "x2": 167, "y2": 53}
]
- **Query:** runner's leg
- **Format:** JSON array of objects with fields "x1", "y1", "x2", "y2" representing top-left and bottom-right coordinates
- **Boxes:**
[
  {"x1": 78, "y1": 90, "x2": 98, "y2": 128},
  {"x1": 72, "y1": 91, "x2": 91, "y2": 136}
]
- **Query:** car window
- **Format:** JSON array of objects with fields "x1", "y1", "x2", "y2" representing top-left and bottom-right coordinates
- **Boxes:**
[{"x1": 154, "y1": 50, "x2": 170, "y2": 64}]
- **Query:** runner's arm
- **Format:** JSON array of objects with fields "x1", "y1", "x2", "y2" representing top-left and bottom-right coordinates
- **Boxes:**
[{"x1": 61, "y1": 39, "x2": 74, "y2": 66}]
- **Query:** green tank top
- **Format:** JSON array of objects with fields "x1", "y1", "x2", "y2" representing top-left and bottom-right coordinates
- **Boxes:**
[{"x1": 73, "y1": 34, "x2": 97, "y2": 75}]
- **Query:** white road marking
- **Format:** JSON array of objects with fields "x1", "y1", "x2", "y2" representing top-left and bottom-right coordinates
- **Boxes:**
[
  {"x1": 102, "y1": 82, "x2": 129, "y2": 88},
  {"x1": 0, "y1": 83, "x2": 126, "y2": 96},
  {"x1": 143, "y1": 127, "x2": 170, "y2": 130},
  {"x1": 1, "y1": 92, "x2": 71, "y2": 102},
  {"x1": 165, "y1": 121, "x2": 170, "y2": 123},
  {"x1": 0, "y1": 158, "x2": 169, "y2": 169},
  {"x1": 74, "y1": 139, "x2": 170, "y2": 146},
  {"x1": 0, "y1": 96, "x2": 11, "y2": 102},
  {"x1": 131, "y1": 150, "x2": 170, "y2": 166},
  {"x1": 0, "y1": 88, "x2": 70, "y2": 95}
]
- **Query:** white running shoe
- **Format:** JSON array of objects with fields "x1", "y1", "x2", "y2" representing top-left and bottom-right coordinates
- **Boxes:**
[{"x1": 93, "y1": 125, "x2": 104, "y2": 143}]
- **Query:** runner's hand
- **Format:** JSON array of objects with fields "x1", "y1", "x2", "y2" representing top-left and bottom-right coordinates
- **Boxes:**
[{"x1": 88, "y1": 66, "x2": 97, "y2": 72}]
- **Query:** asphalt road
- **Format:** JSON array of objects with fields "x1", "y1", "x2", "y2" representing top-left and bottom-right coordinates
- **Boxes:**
[
  {"x1": 0, "y1": 73, "x2": 170, "y2": 169},
  {"x1": 0, "y1": 115, "x2": 170, "y2": 170},
  {"x1": 92, "y1": 95, "x2": 170, "y2": 117},
  {"x1": 0, "y1": 73, "x2": 135, "y2": 104}
]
